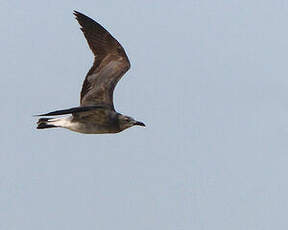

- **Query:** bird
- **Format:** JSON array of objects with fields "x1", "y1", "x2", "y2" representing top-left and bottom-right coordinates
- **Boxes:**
[{"x1": 36, "y1": 11, "x2": 145, "y2": 134}]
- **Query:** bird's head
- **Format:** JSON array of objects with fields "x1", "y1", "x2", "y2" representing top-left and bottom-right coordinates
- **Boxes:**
[{"x1": 118, "y1": 114, "x2": 145, "y2": 131}]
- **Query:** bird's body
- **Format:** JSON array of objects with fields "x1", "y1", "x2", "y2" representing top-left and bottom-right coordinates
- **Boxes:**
[
  {"x1": 36, "y1": 11, "x2": 145, "y2": 134},
  {"x1": 39, "y1": 109, "x2": 120, "y2": 134}
]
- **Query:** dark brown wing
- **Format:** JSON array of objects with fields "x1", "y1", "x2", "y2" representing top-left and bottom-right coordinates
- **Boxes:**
[{"x1": 74, "y1": 11, "x2": 130, "y2": 109}]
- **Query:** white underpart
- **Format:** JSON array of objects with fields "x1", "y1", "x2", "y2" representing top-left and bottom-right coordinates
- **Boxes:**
[
  {"x1": 48, "y1": 116, "x2": 74, "y2": 129},
  {"x1": 45, "y1": 115, "x2": 116, "y2": 134}
]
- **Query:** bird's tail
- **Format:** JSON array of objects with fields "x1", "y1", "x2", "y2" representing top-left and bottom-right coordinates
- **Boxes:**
[{"x1": 37, "y1": 117, "x2": 66, "y2": 129}]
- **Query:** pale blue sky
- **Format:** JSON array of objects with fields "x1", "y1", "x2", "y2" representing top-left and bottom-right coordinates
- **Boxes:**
[{"x1": 1, "y1": 0, "x2": 288, "y2": 229}]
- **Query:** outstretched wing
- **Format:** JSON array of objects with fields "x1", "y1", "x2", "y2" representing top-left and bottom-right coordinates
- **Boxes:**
[{"x1": 74, "y1": 11, "x2": 130, "y2": 110}]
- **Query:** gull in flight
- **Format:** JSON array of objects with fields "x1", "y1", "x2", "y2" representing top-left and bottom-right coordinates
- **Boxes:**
[{"x1": 36, "y1": 11, "x2": 145, "y2": 134}]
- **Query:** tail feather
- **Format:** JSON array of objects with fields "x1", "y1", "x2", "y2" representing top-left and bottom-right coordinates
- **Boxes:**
[
  {"x1": 37, "y1": 117, "x2": 58, "y2": 129},
  {"x1": 37, "y1": 123, "x2": 57, "y2": 129},
  {"x1": 36, "y1": 117, "x2": 72, "y2": 130},
  {"x1": 38, "y1": 118, "x2": 50, "y2": 123}
]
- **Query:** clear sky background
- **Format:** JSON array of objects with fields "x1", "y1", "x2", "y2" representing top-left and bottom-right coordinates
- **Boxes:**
[{"x1": 1, "y1": 0, "x2": 288, "y2": 229}]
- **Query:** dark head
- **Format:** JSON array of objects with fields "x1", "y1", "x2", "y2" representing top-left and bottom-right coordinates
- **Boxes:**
[{"x1": 118, "y1": 114, "x2": 145, "y2": 131}]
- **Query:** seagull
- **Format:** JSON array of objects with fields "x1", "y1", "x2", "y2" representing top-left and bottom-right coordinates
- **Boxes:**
[{"x1": 36, "y1": 11, "x2": 145, "y2": 134}]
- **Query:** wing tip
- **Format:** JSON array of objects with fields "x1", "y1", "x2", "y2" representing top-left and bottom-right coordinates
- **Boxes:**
[
  {"x1": 73, "y1": 10, "x2": 81, "y2": 16},
  {"x1": 73, "y1": 10, "x2": 92, "y2": 22},
  {"x1": 73, "y1": 10, "x2": 86, "y2": 23}
]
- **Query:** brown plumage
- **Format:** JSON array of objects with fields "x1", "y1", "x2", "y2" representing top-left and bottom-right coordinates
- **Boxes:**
[
  {"x1": 74, "y1": 11, "x2": 130, "y2": 109},
  {"x1": 35, "y1": 11, "x2": 145, "y2": 134}
]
